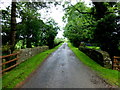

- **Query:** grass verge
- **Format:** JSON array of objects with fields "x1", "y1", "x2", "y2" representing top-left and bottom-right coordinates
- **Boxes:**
[
  {"x1": 68, "y1": 42, "x2": 120, "y2": 87},
  {"x1": 85, "y1": 46, "x2": 100, "y2": 50},
  {"x1": 2, "y1": 43, "x2": 62, "y2": 88}
]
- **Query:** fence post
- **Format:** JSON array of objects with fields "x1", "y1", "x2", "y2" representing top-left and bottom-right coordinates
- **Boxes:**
[
  {"x1": 113, "y1": 56, "x2": 116, "y2": 70},
  {"x1": 113, "y1": 56, "x2": 120, "y2": 71}
]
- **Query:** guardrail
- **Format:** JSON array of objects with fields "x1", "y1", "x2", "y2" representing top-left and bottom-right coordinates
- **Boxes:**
[
  {"x1": 113, "y1": 56, "x2": 120, "y2": 71},
  {"x1": 0, "y1": 53, "x2": 19, "y2": 73}
]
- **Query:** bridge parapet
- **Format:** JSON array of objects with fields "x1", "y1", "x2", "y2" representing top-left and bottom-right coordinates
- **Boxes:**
[
  {"x1": 14, "y1": 46, "x2": 48, "y2": 64},
  {"x1": 79, "y1": 46, "x2": 112, "y2": 69}
]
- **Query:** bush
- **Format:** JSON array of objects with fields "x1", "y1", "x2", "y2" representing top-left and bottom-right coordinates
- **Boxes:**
[{"x1": 54, "y1": 38, "x2": 64, "y2": 46}]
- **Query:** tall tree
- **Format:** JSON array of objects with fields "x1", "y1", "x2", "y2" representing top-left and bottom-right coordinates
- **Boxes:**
[
  {"x1": 91, "y1": 2, "x2": 120, "y2": 56},
  {"x1": 63, "y1": 1, "x2": 120, "y2": 57},
  {"x1": 9, "y1": 0, "x2": 17, "y2": 53},
  {"x1": 63, "y1": 2, "x2": 94, "y2": 47}
]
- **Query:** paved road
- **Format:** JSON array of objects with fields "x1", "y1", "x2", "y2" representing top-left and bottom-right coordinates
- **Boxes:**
[{"x1": 22, "y1": 43, "x2": 110, "y2": 88}]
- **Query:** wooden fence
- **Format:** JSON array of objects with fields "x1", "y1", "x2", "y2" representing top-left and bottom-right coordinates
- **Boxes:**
[
  {"x1": 113, "y1": 56, "x2": 120, "y2": 71},
  {"x1": 0, "y1": 53, "x2": 19, "y2": 73}
]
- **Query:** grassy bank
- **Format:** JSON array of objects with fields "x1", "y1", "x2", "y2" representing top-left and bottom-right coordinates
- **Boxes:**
[
  {"x1": 2, "y1": 43, "x2": 62, "y2": 88},
  {"x1": 85, "y1": 46, "x2": 100, "y2": 50},
  {"x1": 68, "y1": 43, "x2": 120, "y2": 87}
]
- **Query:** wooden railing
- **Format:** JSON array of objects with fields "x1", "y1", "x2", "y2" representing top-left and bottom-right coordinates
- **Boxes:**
[
  {"x1": 113, "y1": 56, "x2": 120, "y2": 71},
  {"x1": 0, "y1": 53, "x2": 19, "y2": 73}
]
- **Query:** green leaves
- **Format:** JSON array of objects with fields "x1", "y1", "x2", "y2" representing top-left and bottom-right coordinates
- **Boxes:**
[
  {"x1": 2, "y1": 2, "x2": 59, "y2": 49},
  {"x1": 63, "y1": 1, "x2": 120, "y2": 56},
  {"x1": 63, "y1": 2, "x2": 93, "y2": 47}
]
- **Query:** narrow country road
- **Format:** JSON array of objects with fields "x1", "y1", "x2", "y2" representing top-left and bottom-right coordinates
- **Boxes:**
[{"x1": 22, "y1": 43, "x2": 110, "y2": 88}]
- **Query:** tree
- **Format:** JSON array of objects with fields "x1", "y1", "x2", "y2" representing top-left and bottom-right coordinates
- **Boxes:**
[
  {"x1": 63, "y1": 2, "x2": 94, "y2": 47},
  {"x1": 45, "y1": 19, "x2": 59, "y2": 48},
  {"x1": 17, "y1": 6, "x2": 43, "y2": 48},
  {"x1": 91, "y1": 2, "x2": 120, "y2": 56},
  {"x1": 2, "y1": 2, "x2": 60, "y2": 50},
  {"x1": 63, "y1": 1, "x2": 120, "y2": 57},
  {"x1": 9, "y1": 0, "x2": 17, "y2": 53},
  {"x1": 2, "y1": 8, "x2": 11, "y2": 45}
]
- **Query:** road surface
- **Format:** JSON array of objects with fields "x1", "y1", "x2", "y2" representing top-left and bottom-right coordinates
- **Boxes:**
[{"x1": 22, "y1": 43, "x2": 110, "y2": 88}]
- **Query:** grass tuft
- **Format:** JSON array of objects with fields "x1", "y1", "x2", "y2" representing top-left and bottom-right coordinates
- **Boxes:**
[{"x1": 85, "y1": 46, "x2": 100, "y2": 50}]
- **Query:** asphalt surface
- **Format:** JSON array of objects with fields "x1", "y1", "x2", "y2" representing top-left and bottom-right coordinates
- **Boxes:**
[{"x1": 22, "y1": 43, "x2": 110, "y2": 88}]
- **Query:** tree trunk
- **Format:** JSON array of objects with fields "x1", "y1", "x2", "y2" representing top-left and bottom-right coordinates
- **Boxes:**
[
  {"x1": 9, "y1": 1, "x2": 17, "y2": 53},
  {"x1": 21, "y1": 39, "x2": 25, "y2": 49},
  {"x1": 6, "y1": 0, "x2": 17, "y2": 70},
  {"x1": 26, "y1": 38, "x2": 32, "y2": 48},
  {"x1": 91, "y1": 2, "x2": 107, "y2": 19}
]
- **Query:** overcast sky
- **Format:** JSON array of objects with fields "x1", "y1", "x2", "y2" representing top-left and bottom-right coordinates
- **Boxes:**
[{"x1": 0, "y1": 0, "x2": 92, "y2": 38}]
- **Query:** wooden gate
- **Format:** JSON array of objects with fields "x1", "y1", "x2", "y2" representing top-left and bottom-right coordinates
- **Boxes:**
[{"x1": 0, "y1": 53, "x2": 19, "y2": 73}]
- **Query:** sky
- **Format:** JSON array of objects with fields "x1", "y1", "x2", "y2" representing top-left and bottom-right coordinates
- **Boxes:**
[
  {"x1": 39, "y1": 0, "x2": 92, "y2": 38},
  {"x1": 0, "y1": 0, "x2": 92, "y2": 38}
]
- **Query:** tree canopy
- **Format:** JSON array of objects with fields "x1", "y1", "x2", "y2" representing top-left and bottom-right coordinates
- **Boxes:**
[
  {"x1": 1, "y1": 1, "x2": 120, "y2": 57},
  {"x1": 63, "y1": 1, "x2": 120, "y2": 56},
  {"x1": 1, "y1": 1, "x2": 60, "y2": 53}
]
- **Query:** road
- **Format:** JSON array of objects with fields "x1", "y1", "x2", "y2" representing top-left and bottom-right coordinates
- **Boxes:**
[{"x1": 22, "y1": 43, "x2": 110, "y2": 88}]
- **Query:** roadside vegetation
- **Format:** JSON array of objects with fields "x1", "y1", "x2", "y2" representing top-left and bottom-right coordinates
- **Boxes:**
[
  {"x1": 1, "y1": 2, "x2": 62, "y2": 76},
  {"x1": 85, "y1": 46, "x2": 100, "y2": 50},
  {"x1": 2, "y1": 2, "x2": 60, "y2": 55},
  {"x1": 63, "y1": 2, "x2": 120, "y2": 58},
  {"x1": 54, "y1": 38, "x2": 65, "y2": 46},
  {"x1": 1, "y1": 0, "x2": 120, "y2": 88},
  {"x1": 2, "y1": 43, "x2": 62, "y2": 88},
  {"x1": 68, "y1": 42, "x2": 120, "y2": 87}
]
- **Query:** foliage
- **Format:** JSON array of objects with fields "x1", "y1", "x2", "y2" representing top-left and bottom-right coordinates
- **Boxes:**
[
  {"x1": 45, "y1": 19, "x2": 59, "y2": 48},
  {"x1": 85, "y1": 46, "x2": 100, "y2": 50},
  {"x1": 54, "y1": 38, "x2": 64, "y2": 46},
  {"x1": 63, "y1": 2, "x2": 94, "y2": 47},
  {"x1": 2, "y1": 2, "x2": 59, "y2": 50},
  {"x1": 91, "y1": 2, "x2": 120, "y2": 56},
  {"x1": 63, "y1": 2, "x2": 120, "y2": 56},
  {"x1": 1, "y1": 7, "x2": 11, "y2": 45}
]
